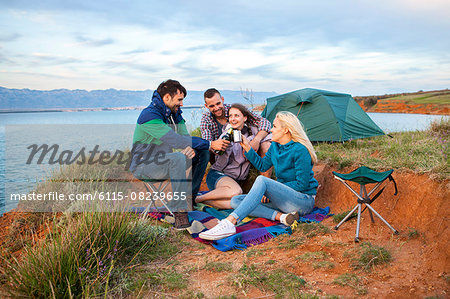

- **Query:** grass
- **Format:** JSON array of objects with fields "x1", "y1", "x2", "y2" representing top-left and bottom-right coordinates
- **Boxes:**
[
  {"x1": 382, "y1": 90, "x2": 450, "y2": 105},
  {"x1": 231, "y1": 264, "x2": 307, "y2": 298},
  {"x1": 296, "y1": 223, "x2": 332, "y2": 238},
  {"x1": 314, "y1": 118, "x2": 449, "y2": 180},
  {"x1": 245, "y1": 247, "x2": 265, "y2": 257},
  {"x1": 345, "y1": 242, "x2": 392, "y2": 271},
  {"x1": 407, "y1": 228, "x2": 420, "y2": 239},
  {"x1": 332, "y1": 210, "x2": 357, "y2": 223},
  {"x1": 354, "y1": 89, "x2": 450, "y2": 106},
  {"x1": 1, "y1": 155, "x2": 183, "y2": 298},
  {"x1": 298, "y1": 251, "x2": 328, "y2": 262},
  {"x1": 146, "y1": 267, "x2": 188, "y2": 290},
  {"x1": 321, "y1": 237, "x2": 347, "y2": 248},
  {"x1": 297, "y1": 252, "x2": 335, "y2": 269},
  {"x1": 277, "y1": 236, "x2": 306, "y2": 249},
  {"x1": 1, "y1": 208, "x2": 181, "y2": 298},
  {"x1": 333, "y1": 273, "x2": 367, "y2": 295},
  {"x1": 204, "y1": 261, "x2": 233, "y2": 272},
  {"x1": 313, "y1": 261, "x2": 335, "y2": 269}
]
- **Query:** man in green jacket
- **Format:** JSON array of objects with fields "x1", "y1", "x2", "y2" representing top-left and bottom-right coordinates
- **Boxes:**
[{"x1": 130, "y1": 79, "x2": 229, "y2": 228}]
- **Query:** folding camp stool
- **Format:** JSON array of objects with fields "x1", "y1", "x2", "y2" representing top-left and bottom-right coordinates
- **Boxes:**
[
  {"x1": 139, "y1": 179, "x2": 174, "y2": 220},
  {"x1": 332, "y1": 166, "x2": 399, "y2": 242}
]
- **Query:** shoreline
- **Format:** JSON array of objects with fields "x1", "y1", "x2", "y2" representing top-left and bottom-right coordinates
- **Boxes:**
[
  {"x1": 0, "y1": 105, "x2": 204, "y2": 114},
  {"x1": 2, "y1": 106, "x2": 447, "y2": 115},
  {"x1": 252, "y1": 107, "x2": 449, "y2": 115},
  {"x1": 253, "y1": 103, "x2": 449, "y2": 116}
]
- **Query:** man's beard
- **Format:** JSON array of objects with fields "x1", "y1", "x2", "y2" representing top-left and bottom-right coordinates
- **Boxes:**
[{"x1": 214, "y1": 108, "x2": 224, "y2": 117}]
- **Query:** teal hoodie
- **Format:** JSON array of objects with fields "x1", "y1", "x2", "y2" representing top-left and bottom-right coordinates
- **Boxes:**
[{"x1": 245, "y1": 141, "x2": 318, "y2": 195}]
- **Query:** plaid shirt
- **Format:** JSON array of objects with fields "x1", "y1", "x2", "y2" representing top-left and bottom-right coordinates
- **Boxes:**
[{"x1": 200, "y1": 104, "x2": 272, "y2": 141}]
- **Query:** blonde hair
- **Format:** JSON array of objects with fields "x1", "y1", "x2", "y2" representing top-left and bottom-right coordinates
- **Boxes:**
[{"x1": 275, "y1": 111, "x2": 317, "y2": 164}]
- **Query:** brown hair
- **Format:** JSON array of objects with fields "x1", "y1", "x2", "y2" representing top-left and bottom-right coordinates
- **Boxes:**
[
  {"x1": 229, "y1": 103, "x2": 256, "y2": 126},
  {"x1": 157, "y1": 79, "x2": 187, "y2": 98},
  {"x1": 204, "y1": 88, "x2": 221, "y2": 100}
]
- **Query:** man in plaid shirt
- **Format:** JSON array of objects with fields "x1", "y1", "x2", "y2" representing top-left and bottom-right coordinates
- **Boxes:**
[{"x1": 200, "y1": 88, "x2": 272, "y2": 157}]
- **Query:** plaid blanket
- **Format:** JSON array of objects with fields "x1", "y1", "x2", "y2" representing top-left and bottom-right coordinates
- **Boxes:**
[{"x1": 137, "y1": 204, "x2": 331, "y2": 252}]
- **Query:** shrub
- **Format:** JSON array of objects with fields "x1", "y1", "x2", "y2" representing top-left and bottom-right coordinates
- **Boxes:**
[
  {"x1": 429, "y1": 117, "x2": 450, "y2": 137},
  {"x1": 350, "y1": 242, "x2": 392, "y2": 271},
  {"x1": 2, "y1": 208, "x2": 177, "y2": 298},
  {"x1": 364, "y1": 97, "x2": 378, "y2": 108}
]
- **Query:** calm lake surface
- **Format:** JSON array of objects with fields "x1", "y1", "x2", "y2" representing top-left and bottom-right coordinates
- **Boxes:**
[{"x1": 1, "y1": 109, "x2": 448, "y2": 214}]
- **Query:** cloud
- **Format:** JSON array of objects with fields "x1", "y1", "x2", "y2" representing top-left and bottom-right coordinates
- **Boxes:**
[
  {"x1": 0, "y1": 33, "x2": 21, "y2": 42},
  {"x1": 75, "y1": 35, "x2": 114, "y2": 47},
  {"x1": 102, "y1": 59, "x2": 158, "y2": 73},
  {"x1": 120, "y1": 48, "x2": 149, "y2": 55},
  {"x1": 0, "y1": 53, "x2": 18, "y2": 65},
  {"x1": 31, "y1": 53, "x2": 82, "y2": 65},
  {"x1": 0, "y1": 69, "x2": 76, "y2": 80}
]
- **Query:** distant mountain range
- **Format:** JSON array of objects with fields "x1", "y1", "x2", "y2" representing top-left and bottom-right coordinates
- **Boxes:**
[{"x1": 0, "y1": 87, "x2": 277, "y2": 111}]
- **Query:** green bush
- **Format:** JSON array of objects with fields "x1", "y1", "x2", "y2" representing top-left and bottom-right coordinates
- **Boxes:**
[{"x1": 2, "y1": 208, "x2": 176, "y2": 298}]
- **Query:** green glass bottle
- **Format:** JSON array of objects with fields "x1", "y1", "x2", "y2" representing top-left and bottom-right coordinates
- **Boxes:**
[{"x1": 214, "y1": 127, "x2": 233, "y2": 155}]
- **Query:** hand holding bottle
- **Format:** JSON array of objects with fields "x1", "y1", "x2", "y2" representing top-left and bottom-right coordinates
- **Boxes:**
[
  {"x1": 213, "y1": 127, "x2": 233, "y2": 155},
  {"x1": 211, "y1": 139, "x2": 230, "y2": 152}
]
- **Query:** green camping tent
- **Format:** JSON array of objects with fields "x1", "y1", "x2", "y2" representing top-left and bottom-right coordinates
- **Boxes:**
[{"x1": 261, "y1": 88, "x2": 385, "y2": 142}]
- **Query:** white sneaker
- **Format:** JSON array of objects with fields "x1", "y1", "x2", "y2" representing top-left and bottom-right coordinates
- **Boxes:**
[
  {"x1": 199, "y1": 219, "x2": 236, "y2": 240},
  {"x1": 280, "y1": 212, "x2": 299, "y2": 226}
]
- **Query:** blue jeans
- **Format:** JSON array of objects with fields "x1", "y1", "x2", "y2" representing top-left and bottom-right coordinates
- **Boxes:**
[
  {"x1": 230, "y1": 175, "x2": 315, "y2": 223},
  {"x1": 133, "y1": 149, "x2": 209, "y2": 212}
]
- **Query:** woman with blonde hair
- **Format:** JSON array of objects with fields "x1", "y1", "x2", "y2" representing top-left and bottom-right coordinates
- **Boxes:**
[{"x1": 200, "y1": 111, "x2": 319, "y2": 240}]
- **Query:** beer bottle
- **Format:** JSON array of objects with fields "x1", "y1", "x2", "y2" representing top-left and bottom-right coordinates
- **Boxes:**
[{"x1": 214, "y1": 127, "x2": 233, "y2": 155}]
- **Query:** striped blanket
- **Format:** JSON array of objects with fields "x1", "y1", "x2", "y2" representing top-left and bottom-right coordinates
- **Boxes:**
[{"x1": 143, "y1": 204, "x2": 331, "y2": 252}]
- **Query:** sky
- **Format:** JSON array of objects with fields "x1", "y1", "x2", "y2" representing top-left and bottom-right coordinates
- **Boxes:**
[{"x1": 0, "y1": 0, "x2": 449, "y2": 95}]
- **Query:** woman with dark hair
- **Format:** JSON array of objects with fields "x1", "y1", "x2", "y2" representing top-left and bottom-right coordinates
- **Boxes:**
[{"x1": 195, "y1": 103, "x2": 271, "y2": 209}]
